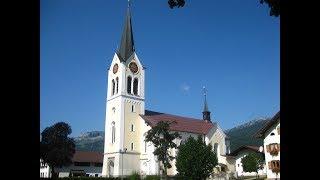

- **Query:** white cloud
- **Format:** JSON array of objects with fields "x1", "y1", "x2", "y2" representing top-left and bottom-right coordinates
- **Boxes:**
[{"x1": 181, "y1": 83, "x2": 190, "y2": 93}]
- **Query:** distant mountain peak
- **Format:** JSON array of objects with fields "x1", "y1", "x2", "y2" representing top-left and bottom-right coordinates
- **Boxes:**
[
  {"x1": 74, "y1": 131, "x2": 105, "y2": 152},
  {"x1": 225, "y1": 118, "x2": 269, "y2": 133},
  {"x1": 225, "y1": 117, "x2": 270, "y2": 152},
  {"x1": 77, "y1": 131, "x2": 104, "y2": 139}
]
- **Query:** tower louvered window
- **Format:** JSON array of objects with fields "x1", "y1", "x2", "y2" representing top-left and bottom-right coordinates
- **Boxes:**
[
  {"x1": 127, "y1": 76, "x2": 132, "y2": 94},
  {"x1": 133, "y1": 78, "x2": 138, "y2": 95},
  {"x1": 112, "y1": 79, "x2": 115, "y2": 95},
  {"x1": 116, "y1": 77, "x2": 119, "y2": 94}
]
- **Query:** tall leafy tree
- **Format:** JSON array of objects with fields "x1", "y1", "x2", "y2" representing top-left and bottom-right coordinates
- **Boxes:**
[
  {"x1": 260, "y1": 0, "x2": 280, "y2": 17},
  {"x1": 40, "y1": 122, "x2": 76, "y2": 178},
  {"x1": 167, "y1": 0, "x2": 280, "y2": 17},
  {"x1": 175, "y1": 135, "x2": 218, "y2": 179},
  {"x1": 168, "y1": 0, "x2": 185, "y2": 8},
  {"x1": 145, "y1": 121, "x2": 181, "y2": 178},
  {"x1": 241, "y1": 152, "x2": 264, "y2": 178}
]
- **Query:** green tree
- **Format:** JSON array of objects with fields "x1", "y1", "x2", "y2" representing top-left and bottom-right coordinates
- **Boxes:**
[
  {"x1": 167, "y1": 0, "x2": 280, "y2": 17},
  {"x1": 260, "y1": 0, "x2": 280, "y2": 17},
  {"x1": 168, "y1": 0, "x2": 185, "y2": 9},
  {"x1": 40, "y1": 122, "x2": 76, "y2": 179},
  {"x1": 241, "y1": 152, "x2": 264, "y2": 178},
  {"x1": 175, "y1": 135, "x2": 218, "y2": 180},
  {"x1": 145, "y1": 121, "x2": 181, "y2": 178}
]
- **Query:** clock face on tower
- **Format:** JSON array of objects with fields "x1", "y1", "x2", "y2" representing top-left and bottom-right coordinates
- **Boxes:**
[
  {"x1": 129, "y1": 62, "x2": 138, "y2": 74},
  {"x1": 113, "y1": 63, "x2": 118, "y2": 74}
]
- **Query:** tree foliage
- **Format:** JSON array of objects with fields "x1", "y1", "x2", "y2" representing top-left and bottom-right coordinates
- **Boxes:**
[
  {"x1": 40, "y1": 122, "x2": 76, "y2": 178},
  {"x1": 175, "y1": 135, "x2": 218, "y2": 179},
  {"x1": 241, "y1": 152, "x2": 264, "y2": 177},
  {"x1": 145, "y1": 121, "x2": 180, "y2": 177},
  {"x1": 167, "y1": 0, "x2": 280, "y2": 17},
  {"x1": 168, "y1": 0, "x2": 185, "y2": 9},
  {"x1": 260, "y1": 0, "x2": 280, "y2": 17}
]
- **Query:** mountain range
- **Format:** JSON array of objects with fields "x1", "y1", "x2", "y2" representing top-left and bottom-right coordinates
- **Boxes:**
[
  {"x1": 225, "y1": 118, "x2": 269, "y2": 152},
  {"x1": 73, "y1": 119, "x2": 269, "y2": 153},
  {"x1": 74, "y1": 131, "x2": 104, "y2": 152}
]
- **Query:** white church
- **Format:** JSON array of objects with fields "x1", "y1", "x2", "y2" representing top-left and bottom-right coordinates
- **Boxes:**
[{"x1": 102, "y1": 4, "x2": 233, "y2": 177}]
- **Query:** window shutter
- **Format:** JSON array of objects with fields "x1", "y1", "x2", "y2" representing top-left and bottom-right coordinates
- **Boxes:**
[{"x1": 268, "y1": 162, "x2": 272, "y2": 169}]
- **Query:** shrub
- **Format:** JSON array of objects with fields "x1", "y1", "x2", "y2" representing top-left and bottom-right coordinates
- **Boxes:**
[
  {"x1": 129, "y1": 171, "x2": 141, "y2": 180},
  {"x1": 144, "y1": 175, "x2": 161, "y2": 180}
]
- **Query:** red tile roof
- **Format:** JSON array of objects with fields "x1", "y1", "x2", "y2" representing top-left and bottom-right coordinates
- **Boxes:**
[
  {"x1": 140, "y1": 110, "x2": 214, "y2": 134},
  {"x1": 72, "y1": 151, "x2": 103, "y2": 163}
]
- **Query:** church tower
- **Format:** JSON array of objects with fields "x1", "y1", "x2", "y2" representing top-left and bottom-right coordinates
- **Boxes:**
[
  {"x1": 202, "y1": 87, "x2": 211, "y2": 122},
  {"x1": 102, "y1": 3, "x2": 145, "y2": 177}
]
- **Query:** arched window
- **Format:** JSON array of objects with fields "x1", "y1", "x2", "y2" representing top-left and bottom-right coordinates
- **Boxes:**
[
  {"x1": 112, "y1": 79, "x2": 115, "y2": 95},
  {"x1": 116, "y1": 77, "x2": 119, "y2": 94},
  {"x1": 127, "y1": 76, "x2": 132, "y2": 94},
  {"x1": 111, "y1": 122, "x2": 115, "y2": 144},
  {"x1": 214, "y1": 143, "x2": 219, "y2": 154},
  {"x1": 145, "y1": 141, "x2": 147, "y2": 153},
  {"x1": 133, "y1": 78, "x2": 138, "y2": 95}
]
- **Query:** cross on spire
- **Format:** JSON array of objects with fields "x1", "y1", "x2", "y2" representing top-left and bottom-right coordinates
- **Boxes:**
[
  {"x1": 203, "y1": 86, "x2": 209, "y2": 112},
  {"x1": 117, "y1": 0, "x2": 135, "y2": 62}
]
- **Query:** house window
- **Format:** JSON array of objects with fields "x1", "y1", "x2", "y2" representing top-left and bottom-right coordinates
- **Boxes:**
[
  {"x1": 213, "y1": 143, "x2": 219, "y2": 154},
  {"x1": 270, "y1": 132, "x2": 275, "y2": 136},
  {"x1": 74, "y1": 162, "x2": 91, "y2": 166},
  {"x1": 131, "y1": 143, "x2": 134, "y2": 151},
  {"x1": 133, "y1": 78, "x2": 138, "y2": 95},
  {"x1": 127, "y1": 76, "x2": 132, "y2": 94},
  {"x1": 95, "y1": 174, "x2": 98, "y2": 177},
  {"x1": 94, "y1": 163, "x2": 103, "y2": 167},
  {"x1": 266, "y1": 143, "x2": 280, "y2": 156},
  {"x1": 268, "y1": 160, "x2": 280, "y2": 173},
  {"x1": 131, "y1": 105, "x2": 135, "y2": 112},
  {"x1": 131, "y1": 124, "x2": 134, "y2": 132}
]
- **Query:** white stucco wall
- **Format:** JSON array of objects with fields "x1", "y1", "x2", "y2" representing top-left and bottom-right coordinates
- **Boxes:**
[
  {"x1": 40, "y1": 159, "x2": 51, "y2": 178},
  {"x1": 40, "y1": 159, "x2": 102, "y2": 178},
  {"x1": 234, "y1": 150, "x2": 267, "y2": 177},
  {"x1": 263, "y1": 120, "x2": 280, "y2": 179},
  {"x1": 55, "y1": 164, "x2": 102, "y2": 177},
  {"x1": 145, "y1": 125, "x2": 229, "y2": 176}
]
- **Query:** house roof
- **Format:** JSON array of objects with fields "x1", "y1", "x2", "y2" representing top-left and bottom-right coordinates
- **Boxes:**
[
  {"x1": 254, "y1": 111, "x2": 280, "y2": 138},
  {"x1": 72, "y1": 151, "x2": 103, "y2": 163},
  {"x1": 228, "y1": 145, "x2": 262, "y2": 156},
  {"x1": 140, "y1": 110, "x2": 214, "y2": 134}
]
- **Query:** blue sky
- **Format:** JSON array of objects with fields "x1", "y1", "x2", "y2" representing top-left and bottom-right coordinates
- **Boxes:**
[{"x1": 40, "y1": 0, "x2": 279, "y2": 137}]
